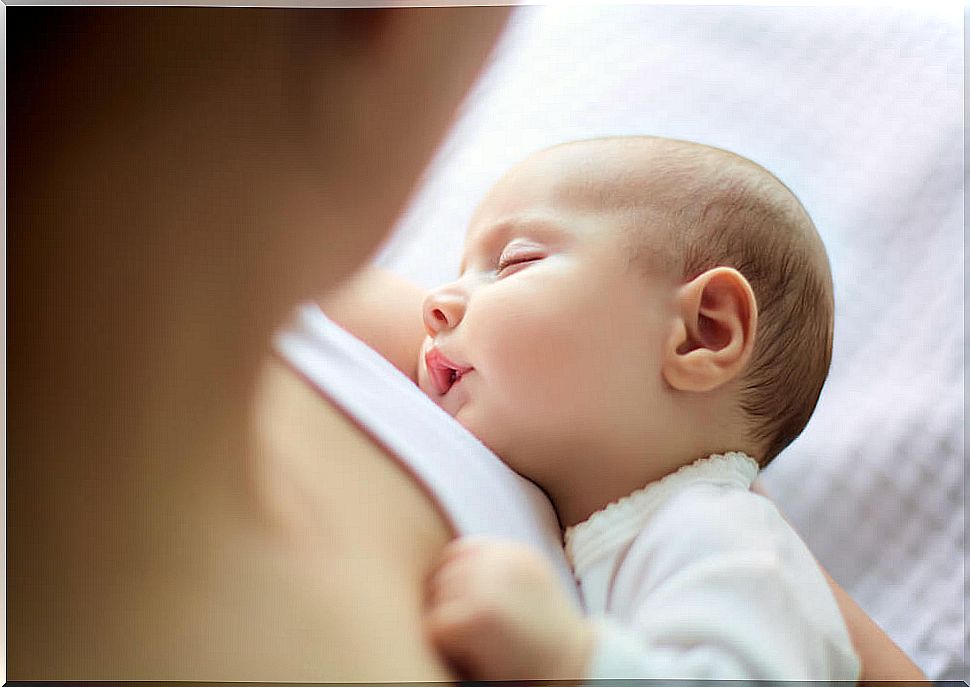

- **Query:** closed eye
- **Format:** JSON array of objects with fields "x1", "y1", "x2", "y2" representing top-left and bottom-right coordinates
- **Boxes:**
[{"x1": 496, "y1": 254, "x2": 543, "y2": 276}]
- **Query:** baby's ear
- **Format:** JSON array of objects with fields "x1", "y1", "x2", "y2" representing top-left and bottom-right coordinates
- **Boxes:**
[{"x1": 663, "y1": 267, "x2": 758, "y2": 393}]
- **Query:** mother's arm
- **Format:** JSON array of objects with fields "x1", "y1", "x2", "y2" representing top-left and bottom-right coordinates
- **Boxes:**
[
  {"x1": 751, "y1": 481, "x2": 927, "y2": 682},
  {"x1": 823, "y1": 567, "x2": 927, "y2": 682}
]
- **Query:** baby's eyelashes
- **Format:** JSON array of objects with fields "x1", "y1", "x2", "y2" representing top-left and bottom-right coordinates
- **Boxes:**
[
  {"x1": 496, "y1": 255, "x2": 544, "y2": 276},
  {"x1": 496, "y1": 244, "x2": 546, "y2": 276}
]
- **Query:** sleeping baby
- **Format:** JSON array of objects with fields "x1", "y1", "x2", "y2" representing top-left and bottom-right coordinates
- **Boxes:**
[{"x1": 331, "y1": 136, "x2": 861, "y2": 681}]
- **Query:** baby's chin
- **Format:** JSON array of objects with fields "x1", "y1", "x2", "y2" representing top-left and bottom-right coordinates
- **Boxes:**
[
  {"x1": 450, "y1": 403, "x2": 502, "y2": 453},
  {"x1": 431, "y1": 392, "x2": 457, "y2": 416}
]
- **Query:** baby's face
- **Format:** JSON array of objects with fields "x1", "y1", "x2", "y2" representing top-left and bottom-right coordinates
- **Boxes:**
[{"x1": 417, "y1": 149, "x2": 678, "y2": 483}]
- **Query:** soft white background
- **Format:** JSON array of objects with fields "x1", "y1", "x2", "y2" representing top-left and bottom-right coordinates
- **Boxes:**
[{"x1": 375, "y1": 5, "x2": 965, "y2": 680}]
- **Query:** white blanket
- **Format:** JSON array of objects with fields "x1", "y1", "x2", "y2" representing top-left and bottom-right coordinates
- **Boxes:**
[{"x1": 375, "y1": 5, "x2": 964, "y2": 680}]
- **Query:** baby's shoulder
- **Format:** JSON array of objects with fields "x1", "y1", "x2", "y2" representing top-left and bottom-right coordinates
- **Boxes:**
[
  {"x1": 635, "y1": 482, "x2": 791, "y2": 564},
  {"x1": 662, "y1": 479, "x2": 779, "y2": 523},
  {"x1": 605, "y1": 484, "x2": 799, "y2": 607}
]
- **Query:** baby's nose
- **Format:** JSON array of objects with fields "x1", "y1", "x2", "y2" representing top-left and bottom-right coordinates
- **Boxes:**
[{"x1": 422, "y1": 286, "x2": 466, "y2": 337}]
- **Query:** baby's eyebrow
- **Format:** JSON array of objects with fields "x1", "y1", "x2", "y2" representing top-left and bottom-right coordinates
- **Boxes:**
[{"x1": 460, "y1": 221, "x2": 512, "y2": 275}]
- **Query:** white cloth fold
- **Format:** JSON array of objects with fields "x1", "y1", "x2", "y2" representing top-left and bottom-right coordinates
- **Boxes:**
[{"x1": 274, "y1": 302, "x2": 580, "y2": 607}]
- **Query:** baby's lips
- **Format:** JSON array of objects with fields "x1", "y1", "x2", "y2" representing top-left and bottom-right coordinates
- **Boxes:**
[
  {"x1": 425, "y1": 347, "x2": 472, "y2": 395},
  {"x1": 428, "y1": 358, "x2": 453, "y2": 395}
]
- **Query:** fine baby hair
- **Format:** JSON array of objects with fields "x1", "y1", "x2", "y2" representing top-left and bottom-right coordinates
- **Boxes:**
[{"x1": 568, "y1": 136, "x2": 834, "y2": 465}]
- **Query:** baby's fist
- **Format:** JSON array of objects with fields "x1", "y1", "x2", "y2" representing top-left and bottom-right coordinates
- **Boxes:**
[{"x1": 424, "y1": 536, "x2": 592, "y2": 681}]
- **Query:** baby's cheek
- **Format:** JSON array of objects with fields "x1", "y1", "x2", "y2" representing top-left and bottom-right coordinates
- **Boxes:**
[{"x1": 488, "y1": 315, "x2": 588, "y2": 405}]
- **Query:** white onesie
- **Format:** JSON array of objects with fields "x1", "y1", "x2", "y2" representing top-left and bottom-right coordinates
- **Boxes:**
[{"x1": 567, "y1": 452, "x2": 861, "y2": 681}]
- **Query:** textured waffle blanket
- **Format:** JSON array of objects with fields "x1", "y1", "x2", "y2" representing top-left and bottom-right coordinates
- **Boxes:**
[{"x1": 376, "y1": 5, "x2": 964, "y2": 680}]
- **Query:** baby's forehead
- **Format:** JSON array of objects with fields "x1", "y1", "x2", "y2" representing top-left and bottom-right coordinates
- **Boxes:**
[
  {"x1": 484, "y1": 142, "x2": 682, "y2": 220},
  {"x1": 464, "y1": 144, "x2": 688, "y2": 258}
]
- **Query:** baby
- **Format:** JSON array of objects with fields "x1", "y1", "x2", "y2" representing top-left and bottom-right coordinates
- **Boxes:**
[{"x1": 410, "y1": 136, "x2": 860, "y2": 681}]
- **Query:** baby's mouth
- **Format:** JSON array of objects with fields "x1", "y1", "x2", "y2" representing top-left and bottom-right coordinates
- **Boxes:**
[{"x1": 425, "y1": 348, "x2": 473, "y2": 395}]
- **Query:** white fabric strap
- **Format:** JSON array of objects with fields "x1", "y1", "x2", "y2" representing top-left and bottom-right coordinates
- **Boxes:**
[{"x1": 274, "y1": 302, "x2": 580, "y2": 606}]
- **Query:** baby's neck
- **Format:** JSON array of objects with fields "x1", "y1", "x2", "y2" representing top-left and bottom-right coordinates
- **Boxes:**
[{"x1": 544, "y1": 444, "x2": 745, "y2": 529}]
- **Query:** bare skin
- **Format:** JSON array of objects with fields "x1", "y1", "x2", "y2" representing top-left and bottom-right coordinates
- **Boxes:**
[{"x1": 8, "y1": 7, "x2": 508, "y2": 679}]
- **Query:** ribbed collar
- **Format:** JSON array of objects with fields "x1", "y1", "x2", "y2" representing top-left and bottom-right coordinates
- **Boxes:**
[{"x1": 564, "y1": 452, "x2": 759, "y2": 576}]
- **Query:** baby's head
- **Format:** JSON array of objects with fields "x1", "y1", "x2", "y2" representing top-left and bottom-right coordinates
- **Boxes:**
[{"x1": 418, "y1": 137, "x2": 832, "y2": 516}]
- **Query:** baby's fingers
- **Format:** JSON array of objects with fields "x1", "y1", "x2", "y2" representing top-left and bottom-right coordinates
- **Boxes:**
[
  {"x1": 424, "y1": 596, "x2": 500, "y2": 677},
  {"x1": 431, "y1": 536, "x2": 496, "y2": 573},
  {"x1": 426, "y1": 596, "x2": 477, "y2": 640},
  {"x1": 426, "y1": 537, "x2": 502, "y2": 598},
  {"x1": 426, "y1": 560, "x2": 471, "y2": 609}
]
